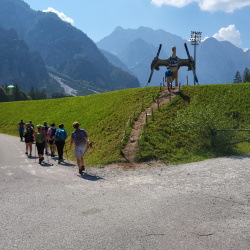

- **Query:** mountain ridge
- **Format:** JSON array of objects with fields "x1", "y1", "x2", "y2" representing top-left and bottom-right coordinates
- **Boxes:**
[
  {"x1": 97, "y1": 26, "x2": 250, "y2": 86},
  {"x1": 0, "y1": 0, "x2": 140, "y2": 96}
]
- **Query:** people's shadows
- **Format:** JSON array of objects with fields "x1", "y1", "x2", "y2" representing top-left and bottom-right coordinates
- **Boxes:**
[
  {"x1": 59, "y1": 161, "x2": 75, "y2": 167},
  {"x1": 41, "y1": 161, "x2": 54, "y2": 167},
  {"x1": 79, "y1": 172, "x2": 103, "y2": 181}
]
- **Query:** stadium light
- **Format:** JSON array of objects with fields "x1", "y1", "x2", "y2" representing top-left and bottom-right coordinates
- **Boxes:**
[{"x1": 190, "y1": 31, "x2": 202, "y2": 85}]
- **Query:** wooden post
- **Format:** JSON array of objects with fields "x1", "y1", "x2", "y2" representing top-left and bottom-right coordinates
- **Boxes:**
[
  {"x1": 151, "y1": 108, "x2": 154, "y2": 119},
  {"x1": 146, "y1": 112, "x2": 147, "y2": 123},
  {"x1": 157, "y1": 98, "x2": 160, "y2": 110},
  {"x1": 163, "y1": 77, "x2": 165, "y2": 87}
]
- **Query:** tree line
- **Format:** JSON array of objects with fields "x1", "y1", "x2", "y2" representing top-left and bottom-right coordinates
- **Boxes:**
[
  {"x1": 0, "y1": 85, "x2": 47, "y2": 102},
  {"x1": 234, "y1": 67, "x2": 250, "y2": 83}
]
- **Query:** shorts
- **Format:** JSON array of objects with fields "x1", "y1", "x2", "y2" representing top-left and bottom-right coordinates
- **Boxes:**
[
  {"x1": 36, "y1": 142, "x2": 45, "y2": 155},
  {"x1": 167, "y1": 76, "x2": 173, "y2": 84},
  {"x1": 74, "y1": 144, "x2": 86, "y2": 158},
  {"x1": 25, "y1": 136, "x2": 34, "y2": 143}
]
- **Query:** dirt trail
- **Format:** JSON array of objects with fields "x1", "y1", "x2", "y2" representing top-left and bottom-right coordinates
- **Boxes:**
[{"x1": 123, "y1": 86, "x2": 179, "y2": 164}]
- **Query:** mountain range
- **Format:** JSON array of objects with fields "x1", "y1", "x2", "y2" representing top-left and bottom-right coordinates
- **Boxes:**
[
  {"x1": 1, "y1": 0, "x2": 250, "y2": 99},
  {"x1": 0, "y1": 0, "x2": 140, "y2": 96},
  {"x1": 97, "y1": 26, "x2": 250, "y2": 86}
]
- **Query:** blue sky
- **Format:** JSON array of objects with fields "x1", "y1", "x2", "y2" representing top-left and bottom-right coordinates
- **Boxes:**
[{"x1": 23, "y1": 0, "x2": 250, "y2": 51}]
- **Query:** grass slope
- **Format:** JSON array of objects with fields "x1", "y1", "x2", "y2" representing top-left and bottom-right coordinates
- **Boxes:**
[
  {"x1": 0, "y1": 87, "x2": 159, "y2": 165},
  {"x1": 137, "y1": 83, "x2": 250, "y2": 164}
]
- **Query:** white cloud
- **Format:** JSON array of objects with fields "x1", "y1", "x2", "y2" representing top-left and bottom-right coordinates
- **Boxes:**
[
  {"x1": 43, "y1": 7, "x2": 74, "y2": 26},
  {"x1": 213, "y1": 25, "x2": 242, "y2": 48},
  {"x1": 151, "y1": 0, "x2": 250, "y2": 13},
  {"x1": 201, "y1": 36, "x2": 209, "y2": 42},
  {"x1": 151, "y1": 0, "x2": 197, "y2": 8}
]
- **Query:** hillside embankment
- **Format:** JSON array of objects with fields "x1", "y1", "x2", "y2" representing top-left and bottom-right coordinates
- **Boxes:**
[{"x1": 0, "y1": 83, "x2": 250, "y2": 166}]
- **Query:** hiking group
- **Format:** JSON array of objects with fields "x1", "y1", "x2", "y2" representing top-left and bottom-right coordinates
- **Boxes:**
[{"x1": 17, "y1": 120, "x2": 89, "y2": 174}]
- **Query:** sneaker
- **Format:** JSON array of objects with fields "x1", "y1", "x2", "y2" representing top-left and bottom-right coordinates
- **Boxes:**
[
  {"x1": 79, "y1": 167, "x2": 83, "y2": 174},
  {"x1": 25, "y1": 152, "x2": 28, "y2": 155},
  {"x1": 39, "y1": 158, "x2": 42, "y2": 164},
  {"x1": 29, "y1": 153, "x2": 31, "y2": 157},
  {"x1": 82, "y1": 165, "x2": 85, "y2": 171}
]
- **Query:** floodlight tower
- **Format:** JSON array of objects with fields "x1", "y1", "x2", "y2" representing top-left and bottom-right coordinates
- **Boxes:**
[{"x1": 190, "y1": 31, "x2": 202, "y2": 85}]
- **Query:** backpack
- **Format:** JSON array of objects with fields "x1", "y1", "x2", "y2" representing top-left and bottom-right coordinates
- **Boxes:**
[
  {"x1": 50, "y1": 127, "x2": 56, "y2": 140},
  {"x1": 36, "y1": 131, "x2": 45, "y2": 144},
  {"x1": 19, "y1": 122, "x2": 25, "y2": 129},
  {"x1": 165, "y1": 69, "x2": 173, "y2": 77},
  {"x1": 42, "y1": 125, "x2": 49, "y2": 136},
  {"x1": 73, "y1": 129, "x2": 86, "y2": 146},
  {"x1": 57, "y1": 129, "x2": 66, "y2": 141},
  {"x1": 25, "y1": 128, "x2": 33, "y2": 141}
]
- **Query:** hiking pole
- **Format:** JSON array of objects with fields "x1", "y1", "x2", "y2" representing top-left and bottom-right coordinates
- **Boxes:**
[
  {"x1": 65, "y1": 143, "x2": 69, "y2": 162},
  {"x1": 46, "y1": 148, "x2": 49, "y2": 164},
  {"x1": 35, "y1": 143, "x2": 37, "y2": 163}
]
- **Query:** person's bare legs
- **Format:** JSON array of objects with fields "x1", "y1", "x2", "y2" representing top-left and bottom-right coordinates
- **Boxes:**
[
  {"x1": 25, "y1": 143, "x2": 28, "y2": 154},
  {"x1": 77, "y1": 156, "x2": 84, "y2": 173},
  {"x1": 29, "y1": 142, "x2": 32, "y2": 156}
]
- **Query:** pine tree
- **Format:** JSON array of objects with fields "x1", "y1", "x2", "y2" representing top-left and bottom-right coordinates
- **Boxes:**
[
  {"x1": 12, "y1": 84, "x2": 21, "y2": 101},
  {"x1": 41, "y1": 88, "x2": 47, "y2": 99},
  {"x1": 233, "y1": 71, "x2": 242, "y2": 83},
  {"x1": 29, "y1": 86, "x2": 36, "y2": 100},
  {"x1": 243, "y1": 67, "x2": 250, "y2": 83},
  {"x1": 0, "y1": 87, "x2": 9, "y2": 102}
]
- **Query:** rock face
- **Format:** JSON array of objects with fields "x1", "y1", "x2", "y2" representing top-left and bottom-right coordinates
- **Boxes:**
[
  {"x1": 0, "y1": 26, "x2": 49, "y2": 91},
  {"x1": 0, "y1": 0, "x2": 140, "y2": 94}
]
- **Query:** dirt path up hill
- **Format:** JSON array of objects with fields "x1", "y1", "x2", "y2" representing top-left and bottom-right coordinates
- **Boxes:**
[{"x1": 123, "y1": 86, "x2": 179, "y2": 164}]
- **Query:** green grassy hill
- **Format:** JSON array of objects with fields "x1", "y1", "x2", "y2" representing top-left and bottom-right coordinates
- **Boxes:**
[
  {"x1": 0, "y1": 87, "x2": 160, "y2": 165},
  {"x1": 137, "y1": 83, "x2": 250, "y2": 164},
  {"x1": 1, "y1": 83, "x2": 250, "y2": 166}
]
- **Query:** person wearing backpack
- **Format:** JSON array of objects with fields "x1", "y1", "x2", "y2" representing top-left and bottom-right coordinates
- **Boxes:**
[
  {"x1": 69, "y1": 122, "x2": 89, "y2": 174},
  {"x1": 54, "y1": 124, "x2": 67, "y2": 163},
  {"x1": 17, "y1": 119, "x2": 25, "y2": 141},
  {"x1": 24, "y1": 123, "x2": 34, "y2": 157},
  {"x1": 47, "y1": 123, "x2": 57, "y2": 157},
  {"x1": 165, "y1": 66, "x2": 173, "y2": 90},
  {"x1": 42, "y1": 121, "x2": 49, "y2": 154},
  {"x1": 29, "y1": 120, "x2": 34, "y2": 129},
  {"x1": 34, "y1": 125, "x2": 46, "y2": 164}
]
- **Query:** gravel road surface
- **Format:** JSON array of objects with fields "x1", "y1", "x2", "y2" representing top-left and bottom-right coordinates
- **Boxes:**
[{"x1": 0, "y1": 134, "x2": 249, "y2": 250}]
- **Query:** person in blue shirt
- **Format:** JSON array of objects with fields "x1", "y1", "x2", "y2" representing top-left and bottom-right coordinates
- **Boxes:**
[
  {"x1": 17, "y1": 119, "x2": 25, "y2": 141},
  {"x1": 165, "y1": 66, "x2": 173, "y2": 90},
  {"x1": 54, "y1": 124, "x2": 67, "y2": 163}
]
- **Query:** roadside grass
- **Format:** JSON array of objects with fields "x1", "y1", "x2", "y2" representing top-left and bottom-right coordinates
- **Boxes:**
[
  {"x1": 2, "y1": 83, "x2": 250, "y2": 167},
  {"x1": 0, "y1": 87, "x2": 160, "y2": 165},
  {"x1": 136, "y1": 83, "x2": 250, "y2": 164}
]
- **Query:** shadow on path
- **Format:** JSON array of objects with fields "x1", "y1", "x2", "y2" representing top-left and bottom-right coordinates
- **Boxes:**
[{"x1": 79, "y1": 172, "x2": 104, "y2": 181}]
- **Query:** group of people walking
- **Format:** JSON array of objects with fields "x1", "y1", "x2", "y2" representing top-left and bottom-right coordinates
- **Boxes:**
[{"x1": 17, "y1": 120, "x2": 89, "y2": 174}]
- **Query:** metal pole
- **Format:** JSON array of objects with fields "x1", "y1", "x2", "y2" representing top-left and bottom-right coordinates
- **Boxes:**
[{"x1": 194, "y1": 38, "x2": 196, "y2": 86}]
